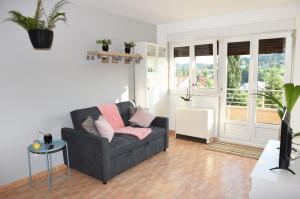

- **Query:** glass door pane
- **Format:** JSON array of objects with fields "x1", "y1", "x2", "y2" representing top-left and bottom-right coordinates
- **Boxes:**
[
  {"x1": 158, "y1": 47, "x2": 167, "y2": 88},
  {"x1": 256, "y1": 38, "x2": 285, "y2": 125},
  {"x1": 225, "y1": 41, "x2": 250, "y2": 121},
  {"x1": 147, "y1": 45, "x2": 157, "y2": 92}
]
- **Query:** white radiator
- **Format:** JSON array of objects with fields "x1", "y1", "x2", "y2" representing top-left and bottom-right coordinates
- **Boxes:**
[{"x1": 175, "y1": 107, "x2": 214, "y2": 143}]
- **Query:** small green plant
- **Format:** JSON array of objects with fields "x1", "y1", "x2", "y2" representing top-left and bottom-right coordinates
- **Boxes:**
[
  {"x1": 5, "y1": 0, "x2": 68, "y2": 31},
  {"x1": 254, "y1": 83, "x2": 300, "y2": 137},
  {"x1": 96, "y1": 39, "x2": 111, "y2": 46},
  {"x1": 124, "y1": 41, "x2": 135, "y2": 48},
  {"x1": 255, "y1": 83, "x2": 300, "y2": 119}
]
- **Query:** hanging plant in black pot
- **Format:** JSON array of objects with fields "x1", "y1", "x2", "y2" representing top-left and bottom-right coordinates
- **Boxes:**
[
  {"x1": 124, "y1": 41, "x2": 135, "y2": 54},
  {"x1": 96, "y1": 39, "x2": 111, "y2": 52},
  {"x1": 28, "y1": 29, "x2": 53, "y2": 49},
  {"x1": 5, "y1": 0, "x2": 69, "y2": 50}
]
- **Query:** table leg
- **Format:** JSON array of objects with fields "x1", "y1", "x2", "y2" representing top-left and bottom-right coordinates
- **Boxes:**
[
  {"x1": 46, "y1": 153, "x2": 51, "y2": 191},
  {"x1": 66, "y1": 142, "x2": 71, "y2": 178},
  {"x1": 27, "y1": 150, "x2": 32, "y2": 187},
  {"x1": 49, "y1": 154, "x2": 52, "y2": 179}
]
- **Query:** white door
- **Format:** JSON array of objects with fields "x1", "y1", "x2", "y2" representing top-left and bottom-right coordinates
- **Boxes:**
[{"x1": 219, "y1": 32, "x2": 293, "y2": 146}]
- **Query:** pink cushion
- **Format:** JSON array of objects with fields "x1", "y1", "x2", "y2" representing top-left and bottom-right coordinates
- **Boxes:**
[
  {"x1": 97, "y1": 104, "x2": 125, "y2": 130},
  {"x1": 95, "y1": 116, "x2": 114, "y2": 142},
  {"x1": 129, "y1": 106, "x2": 155, "y2": 127}
]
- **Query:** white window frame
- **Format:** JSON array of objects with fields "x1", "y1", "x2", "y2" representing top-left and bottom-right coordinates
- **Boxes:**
[{"x1": 169, "y1": 39, "x2": 219, "y2": 94}]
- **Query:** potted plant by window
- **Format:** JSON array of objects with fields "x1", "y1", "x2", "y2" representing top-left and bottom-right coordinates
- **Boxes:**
[
  {"x1": 6, "y1": 0, "x2": 68, "y2": 49},
  {"x1": 124, "y1": 41, "x2": 135, "y2": 54},
  {"x1": 96, "y1": 39, "x2": 111, "y2": 52},
  {"x1": 254, "y1": 83, "x2": 300, "y2": 138}
]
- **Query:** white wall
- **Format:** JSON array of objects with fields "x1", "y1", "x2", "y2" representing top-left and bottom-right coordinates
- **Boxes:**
[
  {"x1": 157, "y1": 4, "x2": 300, "y2": 134},
  {"x1": 0, "y1": 0, "x2": 156, "y2": 185}
]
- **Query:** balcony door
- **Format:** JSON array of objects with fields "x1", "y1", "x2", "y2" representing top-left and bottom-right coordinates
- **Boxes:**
[{"x1": 219, "y1": 32, "x2": 293, "y2": 146}]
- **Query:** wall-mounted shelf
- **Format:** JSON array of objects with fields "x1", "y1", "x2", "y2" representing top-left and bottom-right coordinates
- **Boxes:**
[{"x1": 86, "y1": 51, "x2": 143, "y2": 64}]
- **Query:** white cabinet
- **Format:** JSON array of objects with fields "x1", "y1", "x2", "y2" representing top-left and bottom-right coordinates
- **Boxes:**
[
  {"x1": 250, "y1": 140, "x2": 300, "y2": 199},
  {"x1": 134, "y1": 42, "x2": 168, "y2": 116},
  {"x1": 175, "y1": 107, "x2": 214, "y2": 143}
]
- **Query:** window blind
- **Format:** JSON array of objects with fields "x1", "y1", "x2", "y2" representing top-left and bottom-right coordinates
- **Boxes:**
[
  {"x1": 195, "y1": 44, "x2": 213, "y2": 56},
  {"x1": 174, "y1": 46, "x2": 189, "y2": 57},
  {"x1": 259, "y1": 38, "x2": 285, "y2": 54},
  {"x1": 227, "y1": 41, "x2": 250, "y2": 56}
]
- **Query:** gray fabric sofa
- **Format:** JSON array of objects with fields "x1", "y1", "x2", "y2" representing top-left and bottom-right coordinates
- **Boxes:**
[{"x1": 61, "y1": 101, "x2": 169, "y2": 184}]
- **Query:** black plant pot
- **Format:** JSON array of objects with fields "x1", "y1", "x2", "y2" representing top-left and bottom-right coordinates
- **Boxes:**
[
  {"x1": 102, "y1": 45, "x2": 109, "y2": 52},
  {"x1": 125, "y1": 47, "x2": 131, "y2": 54},
  {"x1": 28, "y1": 29, "x2": 53, "y2": 49},
  {"x1": 44, "y1": 133, "x2": 52, "y2": 144}
]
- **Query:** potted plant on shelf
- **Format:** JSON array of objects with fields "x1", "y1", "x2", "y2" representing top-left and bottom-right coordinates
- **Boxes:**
[
  {"x1": 124, "y1": 41, "x2": 135, "y2": 54},
  {"x1": 96, "y1": 39, "x2": 111, "y2": 52},
  {"x1": 5, "y1": 0, "x2": 69, "y2": 49}
]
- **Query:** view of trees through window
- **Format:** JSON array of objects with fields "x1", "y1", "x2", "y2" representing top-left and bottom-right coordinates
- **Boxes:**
[
  {"x1": 195, "y1": 55, "x2": 214, "y2": 88},
  {"x1": 175, "y1": 57, "x2": 190, "y2": 88},
  {"x1": 226, "y1": 54, "x2": 284, "y2": 106},
  {"x1": 226, "y1": 55, "x2": 249, "y2": 107},
  {"x1": 174, "y1": 46, "x2": 190, "y2": 88},
  {"x1": 257, "y1": 53, "x2": 284, "y2": 108},
  {"x1": 174, "y1": 44, "x2": 215, "y2": 89}
]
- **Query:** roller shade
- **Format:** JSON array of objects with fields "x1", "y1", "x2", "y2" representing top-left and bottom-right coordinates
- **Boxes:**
[
  {"x1": 259, "y1": 38, "x2": 285, "y2": 54},
  {"x1": 195, "y1": 44, "x2": 213, "y2": 56},
  {"x1": 227, "y1": 41, "x2": 250, "y2": 56},
  {"x1": 174, "y1": 46, "x2": 189, "y2": 57}
]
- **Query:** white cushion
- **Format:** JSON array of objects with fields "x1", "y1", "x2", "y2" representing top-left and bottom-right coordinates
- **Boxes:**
[
  {"x1": 95, "y1": 115, "x2": 114, "y2": 142},
  {"x1": 129, "y1": 106, "x2": 155, "y2": 127}
]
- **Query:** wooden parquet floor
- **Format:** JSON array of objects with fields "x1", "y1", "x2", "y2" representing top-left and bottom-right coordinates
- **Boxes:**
[{"x1": 1, "y1": 135, "x2": 256, "y2": 199}]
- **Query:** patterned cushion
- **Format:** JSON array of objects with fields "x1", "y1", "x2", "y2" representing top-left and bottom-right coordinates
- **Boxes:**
[{"x1": 81, "y1": 116, "x2": 99, "y2": 135}]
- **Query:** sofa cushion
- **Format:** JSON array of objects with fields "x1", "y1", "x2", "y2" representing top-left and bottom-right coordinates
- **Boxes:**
[
  {"x1": 71, "y1": 107, "x2": 101, "y2": 131},
  {"x1": 109, "y1": 136, "x2": 132, "y2": 159},
  {"x1": 129, "y1": 106, "x2": 155, "y2": 127},
  {"x1": 116, "y1": 101, "x2": 135, "y2": 126},
  {"x1": 115, "y1": 126, "x2": 165, "y2": 148},
  {"x1": 95, "y1": 116, "x2": 114, "y2": 142},
  {"x1": 70, "y1": 101, "x2": 135, "y2": 131},
  {"x1": 81, "y1": 116, "x2": 99, "y2": 135}
]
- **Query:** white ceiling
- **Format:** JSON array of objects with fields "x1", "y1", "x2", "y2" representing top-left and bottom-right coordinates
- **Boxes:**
[{"x1": 73, "y1": 0, "x2": 300, "y2": 25}]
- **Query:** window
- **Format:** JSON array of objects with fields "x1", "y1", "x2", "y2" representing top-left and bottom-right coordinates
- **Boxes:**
[
  {"x1": 170, "y1": 40, "x2": 218, "y2": 91},
  {"x1": 195, "y1": 44, "x2": 214, "y2": 88},
  {"x1": 174, "y1": 46, "x2": 190, "y2": 88}
]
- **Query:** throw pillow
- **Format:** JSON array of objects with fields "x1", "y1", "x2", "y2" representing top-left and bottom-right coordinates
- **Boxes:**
[
  {"x1": 95, "y1": 115, "x2": 114, "y2": 142},
  {"x1": 129, "y1": 105, "x2": 137, "y2": 118},
  {"x1": 129, "y1": 106, "x2": 155, "y2": 127},
  {"x1": 128, "y1": 106, "x2": 138, "y2": 127},
  {"x1": 81, "y1": 116, "x2": 99, "y2": 135}
]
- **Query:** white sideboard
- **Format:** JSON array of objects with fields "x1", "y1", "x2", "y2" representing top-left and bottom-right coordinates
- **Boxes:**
[
  {"x1": 250, "y1": 140, "x2": 300, "y2": 199},
  {"x1": 175, "y1": 107, "x2": 214, "y2": 143}
]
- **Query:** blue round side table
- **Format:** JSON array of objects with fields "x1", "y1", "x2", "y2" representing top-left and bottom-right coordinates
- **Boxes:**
[{"x1": 27, "y1": 139, "x2": 70, "y2": 191}]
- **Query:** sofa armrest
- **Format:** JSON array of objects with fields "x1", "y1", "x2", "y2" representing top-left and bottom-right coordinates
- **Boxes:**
[
  {"x1": 151, "y1": 117, "x2": 169, "y2": 149},
  {"x1": 61, "y1": 128, "x2": 110, "y2": 182},
  {"x1": 151, "y1": 116, "x2": 169, "y2": 129}
]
